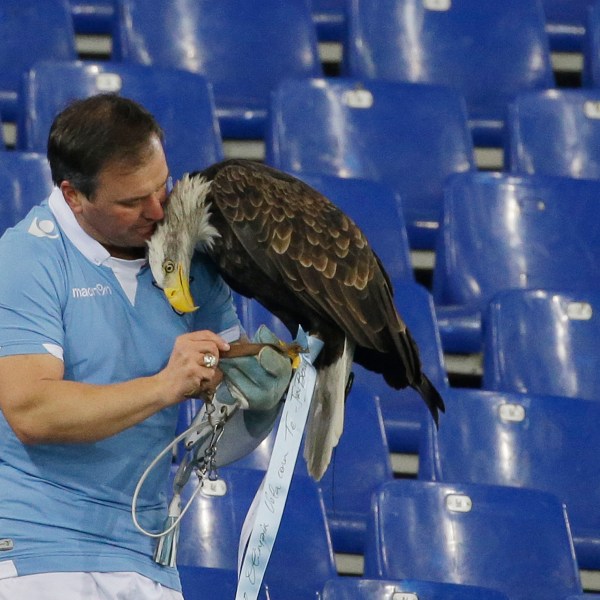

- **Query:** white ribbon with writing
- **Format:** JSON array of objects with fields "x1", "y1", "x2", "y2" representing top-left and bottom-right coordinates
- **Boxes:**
[{"x1": 235, "y1": 328, "x2": 323, "y2": 600}]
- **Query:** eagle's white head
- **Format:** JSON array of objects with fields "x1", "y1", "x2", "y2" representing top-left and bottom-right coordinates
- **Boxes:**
[{"x1": 147, "y1": 173, "x2": 220, "y2": 313}]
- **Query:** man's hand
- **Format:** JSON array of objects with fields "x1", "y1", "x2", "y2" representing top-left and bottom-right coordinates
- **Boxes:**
[
  {"x1": 161, "y1": 330, "x2": 230, "y2": 402},
  {"x1": 217, "y1": 325, "x2": 294, "y2": 411}
]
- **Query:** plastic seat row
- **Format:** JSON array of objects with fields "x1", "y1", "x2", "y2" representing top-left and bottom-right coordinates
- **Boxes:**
[
  {"x1": 115, "y1": 0, "x2": 557, "y2": 148},
  {"x1": 14, "y1": 67, "x2": 479, "y2": 251},
  {"x1": 107, "y1": 0, "x2": 600, "y2": 148},
  {"x1": 68, "y1": 0, "x2": 347, "y2": 43},
  {"x1": 12, "y1": 61, "x2": 600, "y2": 231},
  {"x1": 420, "y1": 387, "x2": 600, "y2": 571},
  {"x1": 172, "y1": 462, "x2": 586, "y2": 600},
  {"x1": 69, "y1": 0, "x2": 600, "y2": 76},
  {"x1": 67, "y1": 1, "x2": 600, "y2": 54},
  {"x1": 0, "y1": 0, "x2": 576, "y2": 150},
  {"x1": 12, "y1": 0, "x2": 600, "y2": 156},
  {"x1": 318, "y1": 0, "x2": 600, "y2": 54},
  {"x1": 0, "y1": 0, "x2": 324, "y2": 141},
  {"x1": 432, "y1": 171, "x2": 600, "y2": 353}
]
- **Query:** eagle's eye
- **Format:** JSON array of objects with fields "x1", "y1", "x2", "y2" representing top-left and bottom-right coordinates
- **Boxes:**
[{"x1": 163, "y1": 260, "x2": 175, "y2": 274}]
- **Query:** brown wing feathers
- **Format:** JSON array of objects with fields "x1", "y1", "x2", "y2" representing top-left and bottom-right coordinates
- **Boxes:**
[{"x1": 209, "y1": 163, "x2": 396, "y2": 345}]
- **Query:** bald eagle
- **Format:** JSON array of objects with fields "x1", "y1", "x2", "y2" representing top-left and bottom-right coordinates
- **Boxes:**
[{"x1": 147, "y1": 159, "x2": 444, "y2": 480}]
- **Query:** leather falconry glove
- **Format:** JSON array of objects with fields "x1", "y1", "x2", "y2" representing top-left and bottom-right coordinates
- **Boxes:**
[{"x1": 215, "y1": 324, "x2": 294, "y2": 411}]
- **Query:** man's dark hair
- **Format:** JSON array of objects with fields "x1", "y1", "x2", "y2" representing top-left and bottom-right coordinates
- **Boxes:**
[{"x1": 47, "y1": 94, "x2": 165, "y2": 199}]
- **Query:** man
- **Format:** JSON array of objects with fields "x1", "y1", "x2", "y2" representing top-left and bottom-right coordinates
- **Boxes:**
[{"x1": 0, "y1": 95, "x2": 288, "y2": 599}]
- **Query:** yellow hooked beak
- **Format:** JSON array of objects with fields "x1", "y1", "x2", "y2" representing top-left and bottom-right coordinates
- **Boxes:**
[{"x1": 164, "y1": 263, "x2": 198, "y2": 313}]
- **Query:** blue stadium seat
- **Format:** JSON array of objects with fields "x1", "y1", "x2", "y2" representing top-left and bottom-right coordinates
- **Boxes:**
[
  {"x1": 178, "y1": 566, "x2": 269, "y2": 600},
  {"x1": 313, "y1": 382, "x2": 392, "y2": 555},
  {"x1": 0, "y1": 1, "x2": 77, "y2": 122},
  {"x1": 18, "y1": 60, "x2": 224, "y2": 181},
  {"x1": 363, "y1": 479, "x2": 583, "y2": 600},
  {"x1": 419, "y1": 388, "x2": 600, "y2": 569},
  {"x1": 173, "y1": 465, "x2": 337, "y2": 600},
  {"x1": 266, "y1": 78, "x2": 476, "y2": 250},
  {"x1": 311, "y1": 0, "x2": 346, "y2": 42},
  {"x1": 113, "y1": 0, "x2": 322, "y2": 139},
  {"x1": 584, "y1": 1, "x2": 600, "y2": 86},
  {"x1": 322, "y1": 578, "x2": 510, "y2": 600},
  {"x1": 506, "y1": 89, "x2": 600, "y2": 178},
  {"x1": 482, "y1": 288, "x2": 600, "y2": 400},
  {"x1": 432, "y1": 171, "x2": 600, "y2": 353},
  {"x1": 68, "y1": 0, "x2": 115, "y2": 34},
  {"x1": 0, "y1": 152, "x2": 53, "y2": 234},
  {"x1": 542, "y1": 0, "x2": 593, "y2": 52},
  {"x1": 343, "y1": 0, "x2": 555, "y2": 148},
  {"x1": 294, "y1": 173, "x2": 414, "y2": 282}
]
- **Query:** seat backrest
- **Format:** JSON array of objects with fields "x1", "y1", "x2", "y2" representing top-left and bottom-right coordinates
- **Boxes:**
[
  {"x1": 432, "y1": 171, "x2": 600, "y2": 308},
  {"x1": 419, "y1": 388, "x2": 600, "y2": 566},
  {"x1": 267, "y1": 78, "x2": 476, "y2": 250},
  {"x1": 113, "y1": 0, "x2": 322, "y2": 138},
  {"x1": 313, "y1": 381, "x2": 393, "y2": 552},
  {"x1": 343, "y1": 0, "x2": 554, "y2": 146},
  {"x1": 322, "y1": 577, "x2": 510, "y2": 600},
  {"x1": 69, "y1": 0, "x2": 115, "y2": 35},
  {"x1": 584, "y1": 1, "x2": 600, "y2": 85},
  {"x1": 174, "y1": 465, "x2": 336, "y2": 599},
  {"x1": 311, "y1": 0, "x2": 346, "y2": 42},
  {"x1": 542, "y1": 0, "x2": 593, "y2": 52},
  {"x1": 363, "y1": 479, "x2": 582, "y2": 600},
  {"x1": 295, "y1": 173, "x2": 413, "y2": 282},
  {"x1": 178, "y1": 565, "x2": 271, "y2": 600},
  {"x1": 506, "y1": 89, "x2": 600, "y2": 178},
  {"x1": 482, "y1": 288, "x2": 600, "y2": 399},
  {"x1": 0, "y1": 0, "x2": 77, "y2": 121},
  {"x1": 0, "y1": 152, "x2": 53, "y2": 235},
  {"x1": 18, "y1": 60, "x2": 223, "y2": 181}
]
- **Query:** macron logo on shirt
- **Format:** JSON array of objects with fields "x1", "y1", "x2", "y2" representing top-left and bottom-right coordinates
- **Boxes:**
[{"x1": 72, "y1": 284, "x2": 113, "y2": 299}]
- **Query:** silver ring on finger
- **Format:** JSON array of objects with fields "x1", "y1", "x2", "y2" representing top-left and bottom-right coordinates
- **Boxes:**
[{"x1": 203, "y1": 352, "x2": 217, "y2": 369}]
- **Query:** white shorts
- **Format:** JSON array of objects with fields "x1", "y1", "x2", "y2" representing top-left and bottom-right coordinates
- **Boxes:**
[{"x1": 0, "y1": 571, "x2": 184, "y2": 600}]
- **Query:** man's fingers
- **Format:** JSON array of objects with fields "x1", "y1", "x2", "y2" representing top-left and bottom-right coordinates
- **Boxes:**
[{"x1": 183, "y1": 330, "x2": 231, "y2": 351}]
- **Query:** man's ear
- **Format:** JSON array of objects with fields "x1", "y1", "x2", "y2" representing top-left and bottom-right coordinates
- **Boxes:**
[{"x1": 60, "y1": 181, "x2": 84, "y2": 214}]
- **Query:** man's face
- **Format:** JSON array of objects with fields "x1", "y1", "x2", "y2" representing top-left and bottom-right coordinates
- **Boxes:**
[{"x1": 62, "y1": 136, "x2": 170, "y2": 259}]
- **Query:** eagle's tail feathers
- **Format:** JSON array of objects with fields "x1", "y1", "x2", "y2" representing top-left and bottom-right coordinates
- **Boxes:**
[
  {"x1": 414, "y1": 373, "x2": 446, "y2": 428},
  {"x1": 304, "y1": 338, "x2": 354, "y2": 481}
]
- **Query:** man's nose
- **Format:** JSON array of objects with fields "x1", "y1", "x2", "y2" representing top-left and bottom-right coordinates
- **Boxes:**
[{"x1": 144, "y1": 191, "x2": 166, "y2": 220}]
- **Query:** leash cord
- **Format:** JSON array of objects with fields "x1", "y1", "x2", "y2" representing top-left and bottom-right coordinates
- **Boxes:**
[{"x1": 131, "y1": 425, "x2": 205, "y2": 539}]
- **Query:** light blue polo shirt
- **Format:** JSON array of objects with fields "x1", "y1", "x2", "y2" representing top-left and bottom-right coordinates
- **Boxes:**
[{"x1": 0, "y1": 188, "x2": 240, "y2": 590}]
